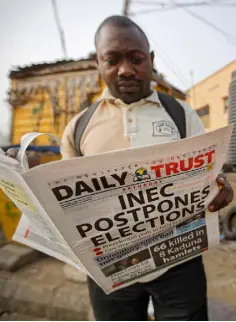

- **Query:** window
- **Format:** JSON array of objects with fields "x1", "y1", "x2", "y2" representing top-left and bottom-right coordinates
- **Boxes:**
[
  {"x1": 196, "y1": 105, "x2": 210, "y2": 128},
  {"x1": 196, "y1": 105, "x2": 209, "y2": 117},
  {"x1": 223, "y1": 96, "x2": 228, "y2": 113}
]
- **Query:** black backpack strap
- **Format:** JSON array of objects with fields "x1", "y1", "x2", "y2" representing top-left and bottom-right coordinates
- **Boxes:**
[
  {"x1": 74, "y1": 101, "x2": 100, "y2": 156},
  {"x1": 157, "y1": 91, "x2": 186, "y2": 139}
]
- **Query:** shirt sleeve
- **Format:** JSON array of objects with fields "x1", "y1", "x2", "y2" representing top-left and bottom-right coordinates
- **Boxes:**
[
  {"x1": 177, "y1": 99, "x2": 205, "y2": 137},
  {"x1": 60, "y1": 109, "x2": 88, "y2": 160}
]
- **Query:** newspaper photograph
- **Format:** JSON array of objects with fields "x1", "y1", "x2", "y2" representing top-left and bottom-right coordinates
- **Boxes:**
[{"x1": 0, "y1": 125, "x2": 233, "y2": 293}]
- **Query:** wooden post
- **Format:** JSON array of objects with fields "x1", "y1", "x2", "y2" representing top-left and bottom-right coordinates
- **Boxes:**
[{"x1": 122, "y1": 0, "x2": 131, "y2": 16}]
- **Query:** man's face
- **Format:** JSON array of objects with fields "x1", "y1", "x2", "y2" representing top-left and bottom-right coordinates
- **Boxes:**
[{"x1": 96, "y1": 25, "x2": 153, "y2": 104}]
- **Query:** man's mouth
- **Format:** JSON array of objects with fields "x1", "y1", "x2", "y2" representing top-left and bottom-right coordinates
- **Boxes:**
[{"x1": 118, "y1": 81, "x2": 140, "y2": 93}]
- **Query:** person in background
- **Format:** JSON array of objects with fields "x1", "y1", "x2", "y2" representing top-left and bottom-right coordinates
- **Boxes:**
[{"x1": 6, "y1": 15, "x2": 233, "y2": 321}]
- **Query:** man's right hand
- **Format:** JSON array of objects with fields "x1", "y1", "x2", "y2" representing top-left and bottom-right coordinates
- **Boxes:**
[
  {"x1": 5, "y1": 148, "x2": 40, "y2": 168},
  {"x1": 5, "y1": 148, "x2": 19, "y2": 159}
]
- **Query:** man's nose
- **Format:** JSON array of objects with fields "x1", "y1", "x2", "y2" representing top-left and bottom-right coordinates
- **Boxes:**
[{"x1": 118, "y1": 59, "x2": 135, "y2": 77}]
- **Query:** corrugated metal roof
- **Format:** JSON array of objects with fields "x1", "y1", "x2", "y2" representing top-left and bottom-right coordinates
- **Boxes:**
[{"x1": 9, "y1": 56, "x2": 97, "y2": 79}]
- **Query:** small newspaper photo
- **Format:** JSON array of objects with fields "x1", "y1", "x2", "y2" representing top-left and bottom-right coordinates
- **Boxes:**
[{"x1": 0, "y1": 126, "x2": 233, "y2": 294}]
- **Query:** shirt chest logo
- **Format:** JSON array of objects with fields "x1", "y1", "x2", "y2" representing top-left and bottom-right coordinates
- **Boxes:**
[{"x1": 152, "y1": 121, "x2": 177, "y2": 137}]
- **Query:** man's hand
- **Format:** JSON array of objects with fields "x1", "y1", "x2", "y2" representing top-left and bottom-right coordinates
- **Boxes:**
[
  {"x1": 5, "y1": 148, "x2": 40, "y2": 168},
  {"x1": 5, "y1": 148, "x2": 18, "y2": 159},
  {"x1": 208, "y1": 174, "x2": 234, "y2": 212}
]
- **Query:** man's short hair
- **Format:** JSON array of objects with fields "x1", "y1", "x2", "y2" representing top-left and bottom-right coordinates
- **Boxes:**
[{"x1": 94, "y1": 15, "x2": 150, "y2": 48}]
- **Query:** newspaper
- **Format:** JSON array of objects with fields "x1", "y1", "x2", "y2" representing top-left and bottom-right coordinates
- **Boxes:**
[
  {"x1": 0, "y1": 126, "x2": 232, "y2": 294},
  {"x1": 13, "y1": 214, "x2": 84, "y2": 270}
]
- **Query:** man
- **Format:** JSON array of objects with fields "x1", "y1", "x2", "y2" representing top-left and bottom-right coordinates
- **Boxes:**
[{"x1": 6, "y1": 16, "x2": 233, "y2": 321}]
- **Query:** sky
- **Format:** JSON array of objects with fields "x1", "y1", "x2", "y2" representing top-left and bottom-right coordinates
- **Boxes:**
[{"x1": 0, "y1": 0, "x2": 236, "y2": 141}]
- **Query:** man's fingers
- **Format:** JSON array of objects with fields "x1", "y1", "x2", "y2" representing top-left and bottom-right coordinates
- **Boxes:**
[
  {"x1": 216, "y1": 177, "x2": 225, "y2": 186},
  {"x1": 5, "y1": 148, "x2": 40, "y2": 169},
  {"x1": 221, "y1": 196, "x2": 232, "y2": 209},
  {"x1": 223, "y1": 184, "x2": 234, "y2": 206},
  {"x1": 209, "y1": 190, "x2": 228, "y2": 211},
  {"x1": 216, "y1": 175, "x2": 226, "y2": 189},
  {"x1": 5, "y1": 148, "x2": 19, "y2": 159},
  {"x1": 219, "y1": 194, "x2": 233, "y2": 210},
  {"x1": 209, "y1": 180, "x2": 234, "y2": 212}
]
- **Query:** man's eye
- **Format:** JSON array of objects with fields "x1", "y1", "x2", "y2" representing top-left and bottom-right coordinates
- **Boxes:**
[
  {"x1": 106, "y1": 58, "x2": 118, "y2": 65},
  {"x1": 132, "y1": 57, "x2": 143, "y2": 65}
]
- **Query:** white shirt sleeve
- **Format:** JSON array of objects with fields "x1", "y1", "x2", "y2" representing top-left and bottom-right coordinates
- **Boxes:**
[{"x1": 177, "y1": 99, "x2": 205, "y2": 137}]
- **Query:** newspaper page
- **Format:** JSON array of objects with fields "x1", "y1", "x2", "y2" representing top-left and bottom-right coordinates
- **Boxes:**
[
  {"x1": 0, "y1": 155, "x2": 87, "y2": 272},
  {"x1": 13, "y1": 214, "x2": 83, "y2": 270},
  {"x1": 9, "y1": 125, "x2": 230, "y2": 294}
]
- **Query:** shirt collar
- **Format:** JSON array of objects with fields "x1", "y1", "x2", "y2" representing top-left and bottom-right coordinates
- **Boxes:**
[{"x1": 100, "y1": 87, "x2": 161, "y2": 106}]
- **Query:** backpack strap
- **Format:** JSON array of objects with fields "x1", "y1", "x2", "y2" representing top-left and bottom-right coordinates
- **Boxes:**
[
  {"x1": 74, "y1": 101, "x2": 100, "y2": 156},
  {"x1": 157, "y1": 91, "x2": 186, "y2": 139}
]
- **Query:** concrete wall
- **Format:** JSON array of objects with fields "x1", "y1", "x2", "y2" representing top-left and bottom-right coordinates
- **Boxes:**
[{"x1": 187, "y1": 60, "x2": 236, "y2": 131}]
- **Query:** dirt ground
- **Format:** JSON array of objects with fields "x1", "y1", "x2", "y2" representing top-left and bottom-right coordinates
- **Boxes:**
[
  {"x1": 204, "y1": 240, "x2": 236, "y2": 320},
  {"x1": 1, "y1": 241, "x2": 236, "y2": 320}
]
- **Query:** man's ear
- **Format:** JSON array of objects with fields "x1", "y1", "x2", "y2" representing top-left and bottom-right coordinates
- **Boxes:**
[
  {"x1": 94, "y1": 53, "x2": 101, "y2": 73},
  {"x1": 150, "y1": 51, "x2": 154, "y2": 65}
]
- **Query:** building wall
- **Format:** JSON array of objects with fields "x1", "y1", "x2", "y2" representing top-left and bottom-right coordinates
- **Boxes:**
[
  {"x1": 11, "y1": 70, "x2": 100, "y2": 145},
  {"x1": 187, "y1": 60, "x2": 236, "y2": 131}
]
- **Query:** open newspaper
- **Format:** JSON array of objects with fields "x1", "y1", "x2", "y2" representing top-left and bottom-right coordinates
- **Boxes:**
[{"x1": 0, "y1": 126, "x2": 233, "y2": 294}]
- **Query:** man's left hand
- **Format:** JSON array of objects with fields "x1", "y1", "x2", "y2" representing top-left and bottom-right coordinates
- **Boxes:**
[{"x1": 208, "y1": 174, "x2": 234, "y2": 212}]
